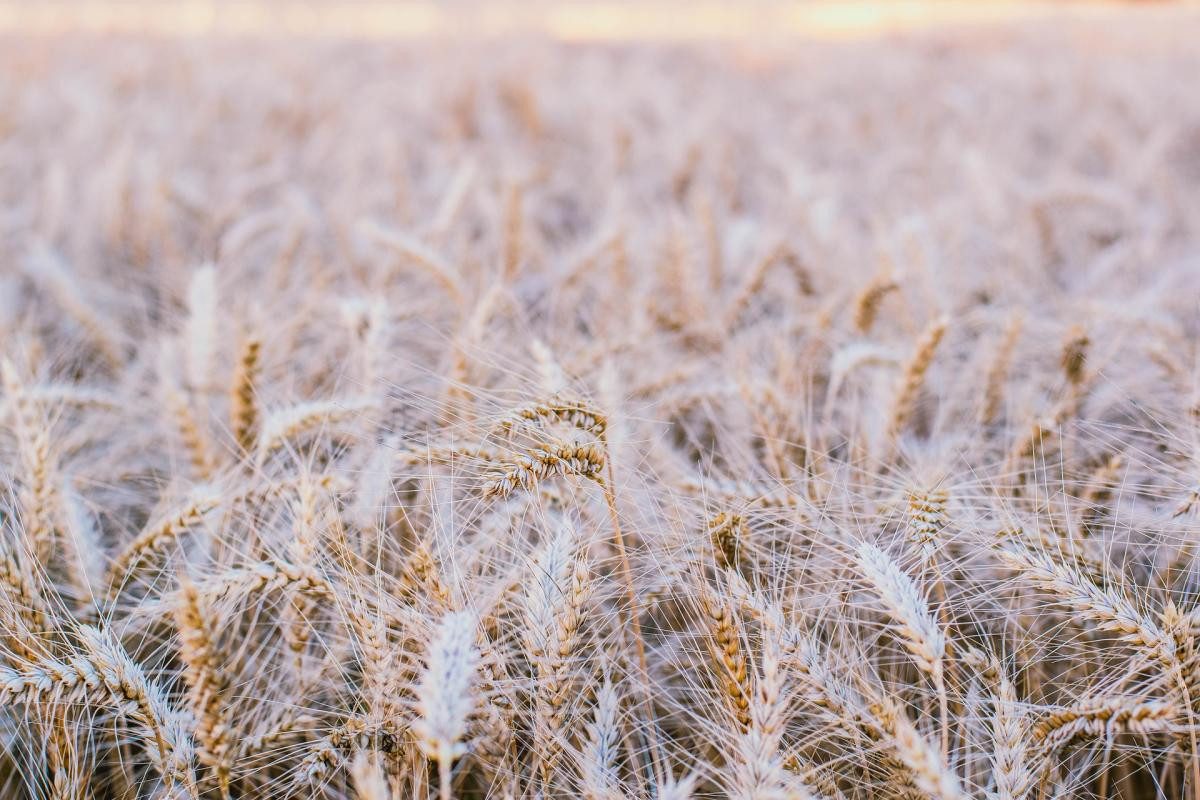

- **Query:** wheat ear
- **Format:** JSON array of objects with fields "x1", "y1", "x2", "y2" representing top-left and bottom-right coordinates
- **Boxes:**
[
  {"x1": 724, "y1": 243, "x2": 813, "y2": 330},
  {"x1": 856, "y1": 542, "x2": 950, "y2": 754},
  {"x1": 401, "y1": 539, "x2": 454, "y2": 610},
  {"x1": 482, "y1": 439, "x2": 606, "y2": 499},
  {"x1": 979, "y1": 313, "x2": 1023, "y2": 426},
  {"x1": 708, "y1": 511, "x2": 748, "y2": 573},
  {"x1": 997, "y1": 544, "x2": 1171, "y2": 660},
  {"x1": 106, "y1": 489, "x2": 220, "y2": 593},
  {"x1": 698, "y1": 585, "x2": 752, "y2": 730},
  {"x1": 0, "y1": 554, "x2": 51, "y2": 660},
  {"x1": 196, "y1": 559, "x2": 333, "y2": 606},
  {"x1": 524, "y1": 519, "x2": 591, "y2": 786},
  {"x1": 1060, "y1": 324, "x2": 1090, "y2": 386},
  {"x1": 855, "y1": 543, "x2": 945, "y2": 680},
  {"x1": 888, "y1": 316, "x2": 949, "y2": 442},
  {"x1": 869, "y1": 695, "x2": 967, "y2": 800},
  {"x1": 360, "y1": 220, "x2": 464, "y2": 306},
  {"x1": 732, "y1": 627, "x2": 796, "y2": 799},
  {"x1": 255, "y1": 398, "x2": 374, "y2": 460},
  {"x1": 77, "y1": 625, "x2": 197, "y2": 792},
  {"x1": 963, "y1": 648, "x2": 1032, "y2": 800},
  {"x1": 280, "y1": 480, "x2": 324, "y2": 688},
  {"x1": 350, "y1": 751, "x2": 391, "y2": 800},
  {"x1": 414, "y1": 610, "x2": 480, "y2": 800},
  {"x1": 174, "y1": 577, "x2": 232, "y2": 796},
  {"x1": 3, "y1": 361, "x2": 61, "y2": 567},
  {"x1": 579, "y1": 678, "x2": 622, "y2": 800},
  {"x1": 853, "y1": 274, "x2": 898, "y2": 334},
  {"x1": 166, "y1": 389, "x2": 215, "y2": 481},
  {"x1": 1031, "y1": 696, "x2": 1176, "y2": 770},
  {"x1": 495, "y1": 394, "x2": 608, "y2": 439},
  {"x1": 230, "y1": 334, "x2": 261, "y2": 455}
]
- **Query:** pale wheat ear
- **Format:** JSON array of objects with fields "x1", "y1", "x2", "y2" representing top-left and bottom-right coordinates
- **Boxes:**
[
  {"x1": 350, "y1": 751, "x2": 393, "y2": 800},
  {"x1": 996, "y1": 544, "x2": 1171, "y2": 661},
  {"x1": 729, "y1": 619, "x2": 797, "y2": 799},
  {"x1": 184, "y1": 265, "x2": 218, "y2": 395},
  {"x1": 854, "y1": 542, "x2": 945, "y2": 681},
  {"x1": 76, "y1": 625, "x2": 198, "y2": 793},
  {"x1": 414, "y1": 610, "x2": 480, "y2": 800},
  {"x1": 523, "y1": 517, "x2": 592, "y2": 788},
  {"x1": 658, "y1": 773, "x2": 699, "y2": 800},
  {"x1": 255, "y1": 397, "x2": 376, "y2": 464},
  {"x1": 578, "y1": 675, "x2": 622, "y2": 799}
]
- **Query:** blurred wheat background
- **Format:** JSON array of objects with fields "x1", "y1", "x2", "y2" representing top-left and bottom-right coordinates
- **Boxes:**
[
  {"x1": 1, "y1": 0, "x2": 1194, "y2": 39},
  {"x1": 2, "y1": 2, "x2": 1200, "y2": 799}
]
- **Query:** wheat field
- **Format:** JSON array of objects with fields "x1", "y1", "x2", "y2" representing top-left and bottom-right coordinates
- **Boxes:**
[{"x1": 2, "y1": 10, "x2": 1200, "y2": 800}]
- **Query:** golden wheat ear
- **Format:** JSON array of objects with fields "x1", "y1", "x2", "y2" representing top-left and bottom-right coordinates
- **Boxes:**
[
  {"x1": 230, "y1": 333, "x2": 262, "y2": 458},
  {"x1": 887, "y1": 316, "x2": 949, "y2": 444},
  {"x1": 174, "y1": 577, "x2": 233, "y2": 796}
]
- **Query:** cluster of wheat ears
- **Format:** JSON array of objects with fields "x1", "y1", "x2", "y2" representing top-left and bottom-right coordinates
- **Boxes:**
[{"x1": 1, "y1": 19, "x2": 1200, "y2": 800}]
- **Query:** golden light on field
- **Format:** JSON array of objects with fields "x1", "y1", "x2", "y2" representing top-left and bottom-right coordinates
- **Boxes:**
[{"x1": 0, "y1": 0, "x2": 1194, "y2": 40}]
